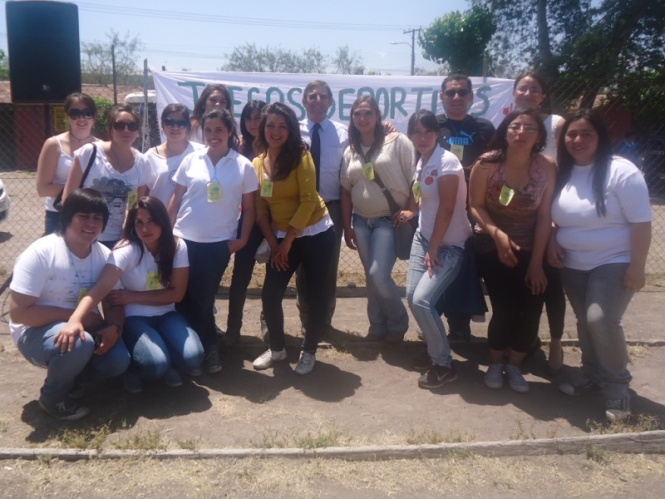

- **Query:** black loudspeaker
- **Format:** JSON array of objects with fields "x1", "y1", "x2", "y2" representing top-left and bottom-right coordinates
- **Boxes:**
[{"x1": 6, "y1": 1, "x2": 81, "y2": 103}]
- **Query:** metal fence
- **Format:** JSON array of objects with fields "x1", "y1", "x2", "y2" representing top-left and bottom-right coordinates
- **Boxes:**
[{"x1": 1, "y1": 76, "x2": 664, "y2": 290}]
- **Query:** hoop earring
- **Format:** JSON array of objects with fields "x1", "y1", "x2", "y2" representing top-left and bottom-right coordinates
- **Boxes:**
[{"x1": 130, "y1": 228, "x2": 138, "y2": 238}]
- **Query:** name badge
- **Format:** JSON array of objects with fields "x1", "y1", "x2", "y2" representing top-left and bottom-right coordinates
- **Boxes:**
[
  {"x1": 362, "y1": 162, "x2": 375, "y2": 181},
  {"x1": 146, "y1": 270, "x2": 162, "y2": 290},
  {"x1": 499, "y1": 184, "x2": 515, "y2": 206},
  {"x1": 207, "y1": 181, "x2": 222, "y2": 203},
  {"x1": 77, "y1": 287, "x2": 89, "y2": 305},
  {"x1": 412, "y1": 181, "x2": 421, "y2": 204},
  {"x1": 451, "y1": 144, "x2": 464, "y2": 161},
  {"x1": 261, "y1": 179, "x2": 274, "y2": 198},
  {"x1": 128, "y1": 189, "x2": 138, "y2": 208}
]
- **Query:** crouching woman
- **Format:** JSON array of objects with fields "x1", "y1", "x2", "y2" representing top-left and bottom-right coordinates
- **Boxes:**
[{"x1": 9, "y1": 188, "x2": 130, "y2": 420}]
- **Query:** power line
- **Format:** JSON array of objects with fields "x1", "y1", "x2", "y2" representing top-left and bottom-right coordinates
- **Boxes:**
[{"x1": 76, "y1": 2, "x2": 417, "y2": 32}]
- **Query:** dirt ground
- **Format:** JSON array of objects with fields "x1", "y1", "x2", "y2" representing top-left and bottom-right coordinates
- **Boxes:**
[{"x1": 1, "y1": 278, "x2": 665, "y2": 496}]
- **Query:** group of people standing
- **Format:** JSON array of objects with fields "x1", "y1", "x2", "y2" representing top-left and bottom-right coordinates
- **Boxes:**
[{"x1": 10, "y1": 73, "x2": 650, "y2": 426}]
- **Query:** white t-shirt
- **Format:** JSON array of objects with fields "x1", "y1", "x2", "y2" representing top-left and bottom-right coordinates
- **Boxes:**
[
  {"x1": 9, "y1": 234, "x2": 112, "y2": 345},
  {"x1": 144, "y1": 142, "x2": 204, "y2": 207},
  {"x1": 75, "y1": 144, "x2": 156, "y2": 243},
  {"x1": 416, "y1": 146, "x2": 471, "y2": 248},
  {"x1": 552, "y1": 156, "x2": 652, "y2": 270},
  {"x1": 108, "y1": 238, "x2": 188, "y2": 317},
  {"x1": 172, "y1": 148, "x2": 258, "y2": 243}
]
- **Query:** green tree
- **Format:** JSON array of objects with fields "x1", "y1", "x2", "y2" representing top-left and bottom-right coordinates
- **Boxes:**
[
  {"x1": 475, "y1": 0, "x2": 665, "y2": 107},
  {"x1": 331, "y1": 45, "x2": 364, "y2": 74},
  {"x1": 82, "y1": 30, "x2": 143, "y2": 85},
  {"x1": 222, "y1": 44, "x2": 326, "y2": 73},
  {"x1": 419, "y1": 5, "x2": 496, "y2": 75},
  {"x1": 0, "y1": 49, "x2": 9, "y2": 80}
]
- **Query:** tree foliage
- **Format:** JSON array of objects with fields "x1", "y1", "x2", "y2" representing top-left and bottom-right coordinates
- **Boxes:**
[
  {"x1": 331, "y1": 45, "x2": 364, "y2": 75},
  {"x1": 419, "y1": 5, "x2": 496, "y2": 75},
  {"x1": 222, "y1": 43, "x2": 326, "y2": 73},
  {"x1": 475, "y1": 0, "x2": 665, "y2": 107},
  {"x1": 0, "y1": 49, "x2": 9, "y2": 80},
  {"x1": 82, "y1": 30, "x2": 143, "y2": 85}
]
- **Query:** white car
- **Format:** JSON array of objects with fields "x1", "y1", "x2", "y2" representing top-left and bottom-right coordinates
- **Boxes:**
[{"x1": 0, "y1": 178, "x2": 10, "y2": 224}]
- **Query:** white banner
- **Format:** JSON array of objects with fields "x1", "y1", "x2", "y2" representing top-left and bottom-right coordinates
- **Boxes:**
[{"x1": 153, "y1": 71, "x2": 516, "y2": 132}]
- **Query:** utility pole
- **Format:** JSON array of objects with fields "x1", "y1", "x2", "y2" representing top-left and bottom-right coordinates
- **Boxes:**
[{"x1": 404, "y1": 28, "x2": 418, "y2": 76}]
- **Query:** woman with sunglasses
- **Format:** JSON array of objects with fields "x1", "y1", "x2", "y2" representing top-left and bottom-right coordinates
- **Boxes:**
[
  {"x1": 144, "y1": 104, "x2": 203, "y2": 207},
  {"x1": 168, "y1": 108, "x2": 257, "y2": 374},
  {"x1": 340, "y1": 95, "x2": 415, "y2": 343},
  {"x1": 36, "y1": 93, "x2": 98, "y2": 234},
  {"x1": 62, "y1": 196, "x2": 204, "y2": 394},
  {"x1": 222, "y1": 100, "x2": 267, "y2": 347},
  {"x1": 513, "y1": 71, "x2": 567, "y2": 374},
  {"x1": 63, "y1": 104, "x2": 155, "y2": 248},
  {"x1": 251, "y1": 102, "x2": 335, "y2": 375},
  {"x1": 469, "y1": 108, "x2": 556, "y2": 393},
  {"x1": 190, "y1": 84, "x2": 238, "y2": 147},
  {"x1": 550, "y1": 110, "x2": 651, "y2": 422}
]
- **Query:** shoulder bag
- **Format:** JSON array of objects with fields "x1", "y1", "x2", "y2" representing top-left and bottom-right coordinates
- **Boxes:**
[{"x1": 53, "y1": 144, "x2": 97, "y2": 211}]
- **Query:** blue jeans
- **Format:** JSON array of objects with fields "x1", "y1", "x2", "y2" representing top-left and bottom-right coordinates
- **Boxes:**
[
  {"x1": 406, "y1": 230, "x2": 463, "y2": 367},
  {"x1": 227, "y1": 220, "x2": 264, "y2": 335},
  {"x1": 352, "y1": 214, "x2": 408, "y2": 337},
  {"x1": 262, "y1": 227, "x2": 335, "y2": 354},
  {"x1": 123, "y1": 311, "x2": 204, "y2": 379},
  {"x1": 176, "y1": 239, "x2": 231, "y2": 352},
  {"x1": 560, "y1": 264, "x2": 633, "y2": 402},
  {"x1": 18, "y1": 321, "x2": 130, "y2": 405}
]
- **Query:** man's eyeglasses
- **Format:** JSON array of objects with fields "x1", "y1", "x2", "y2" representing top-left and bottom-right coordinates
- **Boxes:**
[
  {"x1": 67, "y1": 108, "x2": 94, "y2": 119},
  {"x1": 112, "y1": 121, "x2": 140, "y2": 132},
  {"x1": 443, "y1": 89, "x2": 470, "y2": 98},
  {"x1": 164, "y1": 118, "x2": 189, "y2": 128}
]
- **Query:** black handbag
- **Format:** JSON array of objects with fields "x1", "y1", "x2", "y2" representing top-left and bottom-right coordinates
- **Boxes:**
[{"x1": 52, "y1": 144, "x2": 97, "y2": 211}]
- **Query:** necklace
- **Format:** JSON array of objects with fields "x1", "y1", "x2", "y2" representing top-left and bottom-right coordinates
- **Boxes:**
[{"x1": 70, "y1": 131, "x2": 92, "y2": 142}]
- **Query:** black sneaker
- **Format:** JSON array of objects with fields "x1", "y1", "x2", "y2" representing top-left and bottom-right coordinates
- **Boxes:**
[
  {"x1": 559, "y1": 371, "x2": 601, "y2": 396},
  {"x1": 39, "y1": 398, "x2": 89, "y2": 421},
  {"x1": 222, "y1": 329, "x2": 240, "y2": 347},
  {"x1": 605, "y1": 398, "x2": 631, "y2": 423},
  {"x1": 418, "y1": 364, "x2": 457, "y2": 389},
  {"x1": 204, "y1": 349, "x2": 223, "y2": 375},
  {"x1": 412, "y1": 351, "x2": 432, "y2": 371}
]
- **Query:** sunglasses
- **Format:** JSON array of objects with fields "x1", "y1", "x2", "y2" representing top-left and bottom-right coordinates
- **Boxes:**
[
  {"x1": 443, "y1": 89, "x2": 470, "y2": 97},
  {"x1": 67, "y1": 108, "x2": 94, "y2": 119},
  {"x1": 112, "y1": 121, "x2": 140, "y2": 132},
  {"x1": 164, "y1": 118, "x2": 189, "y2": 128}
]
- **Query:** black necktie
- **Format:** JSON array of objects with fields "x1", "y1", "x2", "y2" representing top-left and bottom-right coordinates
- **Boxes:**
[{"x1": 311, "y1": 123, "x2": 321, "y2": 192}]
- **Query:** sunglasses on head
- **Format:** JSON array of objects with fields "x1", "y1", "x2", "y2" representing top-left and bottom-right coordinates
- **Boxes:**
[
  {"x1": 112, "y1": 121, "x2": 140, "y2": 132},
  {"x1": 444, "y1": 88, "x2": 470, "y2": 97},
  {"x1": 67, "y1": 108, "x2": 94, "y2": 119},
  {"x1": 164, "y1": 118, "x2": 189, "y2": 128}
]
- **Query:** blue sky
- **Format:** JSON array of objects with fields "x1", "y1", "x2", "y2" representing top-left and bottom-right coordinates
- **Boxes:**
[{"x1": 1, "y1": 0, "x2": 468, "y2": 75}]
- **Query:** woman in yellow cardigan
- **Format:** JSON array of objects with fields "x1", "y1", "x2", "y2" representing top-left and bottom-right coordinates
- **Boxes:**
[{"x1": 251, "y1": 102, "x2": 335, "y2": 375}]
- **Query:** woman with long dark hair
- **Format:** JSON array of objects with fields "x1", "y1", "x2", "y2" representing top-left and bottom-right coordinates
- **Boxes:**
[
  {"x1": 190, "y1": 84, "x2": 238, "y2": 147},
  {"x1": 340, "y1": 95, "x2": 415, "y2": 342},
  {"x1": 513, "y1": 71, "x2": 567, "y2": 374},
  {"x1": 550, "y1": 110, "x2": 651, "y2": 422},
  {"x1": 222, "y1": 100, "x2": 267, "y2": 347},
  {"x1": 36, "y1": 92, "x2": 98, "y2": 234},
  {"x1": 251, "y1": 102, "x2": 335, "y2": 375},
  {"x1": 469, "y1": 108, "x2": 556, "y2": 393},
  {"x1": 62, "y1": 104, "x2": 154, "y2": 248},
  {"x1": 168, "y1": 107, "x2": 257, "y2": 374},
  {"x1": 63, "y1": 196, "x2": 204, "y2": 393}
]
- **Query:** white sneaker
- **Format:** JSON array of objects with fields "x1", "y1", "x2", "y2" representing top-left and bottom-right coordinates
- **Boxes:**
[
  {"x1": 253, "y1": 349, "x2": 287, "y2": 370},
  {"x1": 294, "y1": 351, "x2": 316, "y2": 375}
]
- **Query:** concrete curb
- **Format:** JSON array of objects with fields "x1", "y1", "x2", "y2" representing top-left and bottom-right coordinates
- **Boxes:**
[{"x1": 2, "y1": 431, "x2": 664, "y2": 462}]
